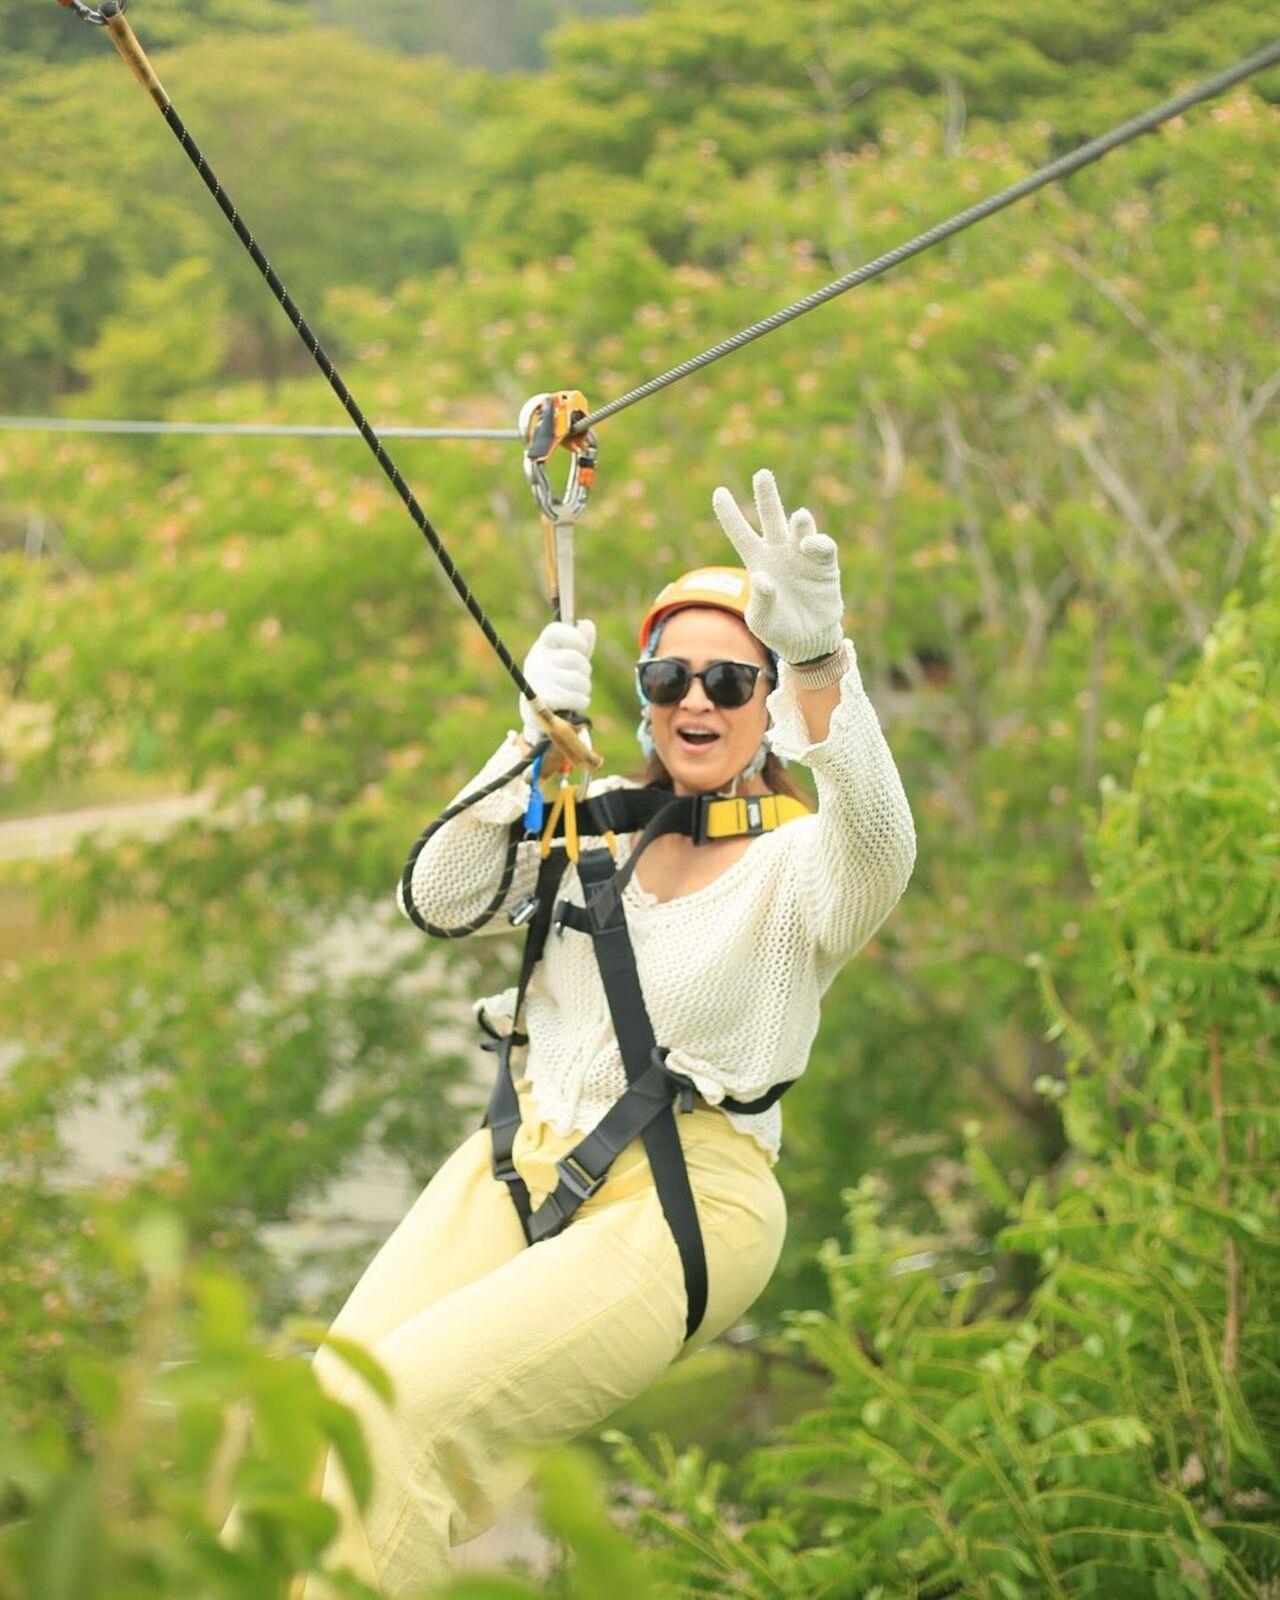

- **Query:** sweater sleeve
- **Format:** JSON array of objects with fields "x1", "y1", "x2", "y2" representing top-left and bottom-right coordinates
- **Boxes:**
[
  {"x1": 395, "y1": 729, "x2": 543, "y2": 937},
  {"x1": 765, "y1": 638, "x2": 916, "y2": 975}
]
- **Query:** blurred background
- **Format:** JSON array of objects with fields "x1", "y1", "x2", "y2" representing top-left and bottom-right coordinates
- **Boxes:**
[{"x1": 1, "y1": 2, "x2": 1277, "y2": 1594}]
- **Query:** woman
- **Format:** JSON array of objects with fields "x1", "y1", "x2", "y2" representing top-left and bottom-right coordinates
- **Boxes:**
[{"x1": 298, "y1": 469, "x2": 916, "y2": 1596}]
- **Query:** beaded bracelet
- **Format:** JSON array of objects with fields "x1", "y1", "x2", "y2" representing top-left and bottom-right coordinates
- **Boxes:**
[{"x1": 788, "y1": 638, "x2": 851, "y2": 689}]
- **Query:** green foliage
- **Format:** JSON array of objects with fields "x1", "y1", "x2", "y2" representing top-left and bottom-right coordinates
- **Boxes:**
[
  {"x1": 2, "y1": 0, "x2": 1277, "y2": 1390},
  {"x1": 1, "y1": 32, "x2": 472, "y2": 406},
  {"x1": 0, "y1": 1197, "x2": 683, "y2": 1600},
  {"x1": 2, "y1": 0, "x2": 307, "y2": 70},
  {"x1": 311, "y1": 0, "x2": 638, "y2": 73},
  {"x1": 0, "y1": 1200, "x2": 384, "y2": 1598},
  {"x1": 68, "y1": 258, "x2": 229, "y2": 419},
  {"x1": 1, "y1": 3, "x2": 1278, "y2": 1588},
  {"x1": 601, "y1": 519, "x2": 1280, "y2": 1595}
]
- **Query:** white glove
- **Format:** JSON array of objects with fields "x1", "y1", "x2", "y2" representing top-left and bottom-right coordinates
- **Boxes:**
[
  {"x1": 518, "y1": 618, "x2": 597, "y2": 747},
  {"x1": 712, "y1": 468, "x2": 844, "y2": 664}
]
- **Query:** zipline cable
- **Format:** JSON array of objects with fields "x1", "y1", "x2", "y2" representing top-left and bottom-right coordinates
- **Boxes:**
[
  {"x1": 49, "y1": 0, "x2": 1280, "y2": 788},
  {"x1": 53, "y1": 0, "x2": 598, "y2": 777},
  {"x1": 571, "y1": 37, "x2": 1280, "y2": 436},
  {"x1": 0, "y1": 416, "x2": 520, "y2": 441},
  {"x1": 27, "y1": 38, "x2": 1279, "y2": 454}
]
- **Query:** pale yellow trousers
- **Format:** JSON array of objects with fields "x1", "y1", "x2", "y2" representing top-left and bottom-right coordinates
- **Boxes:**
[{"x1": 292, "y1": 1078, "x2": 787, "y2": 1597}]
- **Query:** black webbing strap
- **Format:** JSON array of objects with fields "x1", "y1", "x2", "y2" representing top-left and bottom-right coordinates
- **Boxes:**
[
  {"x1": 480, "y1": 848, "x2": 572, "y2": 1239},
  {"x1": 576, "y1": 794, "x2": 689, "y2": 929},
  {"x1": 525, "y1": 1045, "x2": 696, "y2": 1242},
  {"x1": 477, "y1": 804, "x2": 796, "y2": 1340},
  {"x1": 551, "y1": 902, "x2": 794, "y2": 1116},
  {"x1": 549, "y1": 845, "x2": 711, "y2": 1341}
]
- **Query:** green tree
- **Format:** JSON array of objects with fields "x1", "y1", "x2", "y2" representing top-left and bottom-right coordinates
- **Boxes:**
[
  {"x1": 68, "y1": 258, "x2": 229, "y2": 419},
  {"x1": 1, "y1": 0, "x2": 306, "y2": 70},
  {"x1": 312, "y1": 0, "x2": 638, "y2": 73},
  {"x1": 0, "y1": 1197, "x2": 674, "y2": 1598},
  {"x1": 1, "y1": 0, "x2": 1277, "y2": 1500},
  {"x1": 0, "y1": 31, "x2": 471, "y2": 407}
]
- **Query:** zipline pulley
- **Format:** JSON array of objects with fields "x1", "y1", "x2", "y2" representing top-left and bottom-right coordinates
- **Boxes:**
[
  {"x1": 520, "y1": 390, "x2": 597, "y2": 529},
  {"x1": 520, "y1": 389, "x2": 597, "y2": 625},
  {"x1": 520, "y1": 390, "x2": 600, "y2": 804}
]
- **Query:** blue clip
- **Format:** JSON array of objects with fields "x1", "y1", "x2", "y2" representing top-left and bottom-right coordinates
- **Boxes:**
[{"x1": 523, "y1": 748, "x2": 545, "y2": 834}]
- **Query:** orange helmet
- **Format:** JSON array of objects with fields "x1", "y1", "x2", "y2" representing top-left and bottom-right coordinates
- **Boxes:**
[{"x1": 637, "y1": 566, "x2": 755, "y2": 655}]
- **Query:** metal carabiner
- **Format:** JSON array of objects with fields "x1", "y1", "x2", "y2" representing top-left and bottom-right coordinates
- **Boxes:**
[
  {"x1": 519, "y1": 391, "x2": 598, "y2": 529},
  {"x1": 57, "y1": 0, "x2": 110, "y2": 24}
]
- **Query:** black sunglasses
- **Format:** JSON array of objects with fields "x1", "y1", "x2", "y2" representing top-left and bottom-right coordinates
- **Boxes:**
[{"x1": 635, "y1": 657, "x2": 776, "y2": 709}]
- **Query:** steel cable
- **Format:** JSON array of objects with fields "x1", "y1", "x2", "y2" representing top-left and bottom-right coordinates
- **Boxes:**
[
  {"x1": 42, "y1": 11, "x2": 1280, "y2": 898},
  {"x1": 157, "y1": 97, "x2": 540, "y2": 700},
  {"x1": 571, "y1": 38, "x2": 1280, "y2": 436},
  {"x1": 18, "y1": 42, "x2": 1278, "y2": 457},
  {"x1": 0, "y1": 417, "x2": 520, "y2": 440}
]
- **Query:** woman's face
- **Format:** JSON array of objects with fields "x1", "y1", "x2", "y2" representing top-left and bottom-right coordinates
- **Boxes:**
[{"x1": 644, "y1": 607, "x2": 773, "y2": 796}]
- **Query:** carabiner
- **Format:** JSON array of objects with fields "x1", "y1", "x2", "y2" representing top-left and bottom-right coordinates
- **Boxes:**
[
  {"x1": 57, "y1": 0, "x2": 110, "y2": 24},
  {"x1": 519, "y1": 391, "x2": 598, "y2": 527},
  {"x1": 519, "y1": 390, "x2": 602, "y2": 802}
]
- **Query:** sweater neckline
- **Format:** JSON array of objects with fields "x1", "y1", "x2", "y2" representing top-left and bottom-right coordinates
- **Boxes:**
[{"x1": 621, "y1": 832, "x2": 762, "y2": 909}]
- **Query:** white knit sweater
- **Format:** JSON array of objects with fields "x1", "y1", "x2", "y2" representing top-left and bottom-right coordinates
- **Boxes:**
[{"x1": 397, "y1": 638, "x2": 916, "y2": 1165}]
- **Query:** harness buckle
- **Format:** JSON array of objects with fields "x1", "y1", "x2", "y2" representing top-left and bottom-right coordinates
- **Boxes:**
[
  {"x1": 507, "y1": 892, "x2": 539, "y2": 927},
  {"x1": 653, "y1": 1045, "x2": 697, "y2": 1113},
  {"x1": 555, "y1": 1153, "x2": 606, "y2": 1202},
  {"x1": 491, "y1": 1152, "x2": 521, "y2": 1185}
]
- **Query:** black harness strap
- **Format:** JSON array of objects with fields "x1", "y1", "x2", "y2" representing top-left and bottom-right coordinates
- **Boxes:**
[
  {"x1": 549, "y1": 903, "x2": 793, "y2": 1115},
  {"x1": 476, "y1": 790, "x2": 802, "y2": 1344},
  {"x1": 479, "y1": 848, "x2": 572, "y2": 1240},
  {"x1": 554, "y1": 845, "x2": 710, "y2": 1341}
]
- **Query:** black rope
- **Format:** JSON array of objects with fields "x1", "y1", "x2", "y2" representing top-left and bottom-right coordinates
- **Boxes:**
[
  {"x1": 398, "y1": 739, "x2": 547, "y2": 938},
  {"x1": 145, "y1": 91, "x2": 541, "y2": 707},
  {"x1": 60, "y1": 3, "x2": 598, "y2": 935},
  {"x1": 571, "y1": 38, "x2": 1280, "y2": 436}
]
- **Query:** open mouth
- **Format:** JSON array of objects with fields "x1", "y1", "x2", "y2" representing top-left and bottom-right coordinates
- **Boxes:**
[{"x1": 676, "y1": 728, "x2": 720, "y2": 750}]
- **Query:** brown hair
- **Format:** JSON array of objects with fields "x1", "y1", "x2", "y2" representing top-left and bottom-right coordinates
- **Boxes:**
[{"x1": 623, "y1": 747, "x2": 814, "y2": 809}]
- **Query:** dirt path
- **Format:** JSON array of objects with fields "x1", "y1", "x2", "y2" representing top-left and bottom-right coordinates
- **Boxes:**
[{"x1": 0, "y1": 790, "x2": 218, "y2": 862}]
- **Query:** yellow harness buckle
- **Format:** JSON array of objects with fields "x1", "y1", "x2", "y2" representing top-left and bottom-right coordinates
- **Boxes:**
[{"x1": 700, "y1": 792, "x2": 808, "y2": 840}]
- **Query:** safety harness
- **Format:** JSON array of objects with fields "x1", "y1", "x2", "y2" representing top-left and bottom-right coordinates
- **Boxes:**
[{"x1": 466, "y1": 783, "x2": 807, "y2": 1344}]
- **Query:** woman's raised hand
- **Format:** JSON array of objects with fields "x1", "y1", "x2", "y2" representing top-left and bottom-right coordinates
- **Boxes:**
[
  {"x1": 712, "y1": 468, "x2": 844, "y2": 665},
  {"x1": 518, "y1": 618, "x2": 597, "y2": 748}
]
